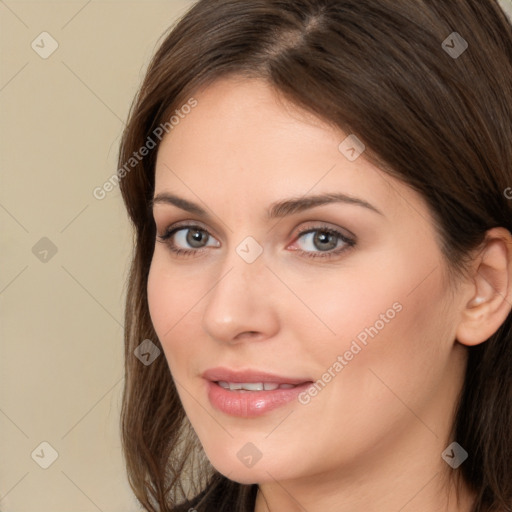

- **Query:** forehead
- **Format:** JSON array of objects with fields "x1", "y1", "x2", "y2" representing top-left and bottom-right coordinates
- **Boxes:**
[
  {"x1": 157, "y1": 76, "x2": 342, "y2": 163},
  {"x1": 153, "y1": 77, "x2": 428, "y2": 226}
]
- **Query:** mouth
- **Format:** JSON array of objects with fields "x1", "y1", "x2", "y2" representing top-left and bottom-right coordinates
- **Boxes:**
[
  {"x1": 202, "y1": 366, "x2": 311, "y2": 386},
  {"x1": 202, "y1": 367, "x2": 313, "y2": 417},
  {"x1": 216, "y1": 381, "x2": 301, "y2": 391}
]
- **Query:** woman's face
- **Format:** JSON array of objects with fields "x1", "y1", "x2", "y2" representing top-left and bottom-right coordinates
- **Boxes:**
[{"x1": 148, "y1": 77, "x2": 468, "y2": 485}]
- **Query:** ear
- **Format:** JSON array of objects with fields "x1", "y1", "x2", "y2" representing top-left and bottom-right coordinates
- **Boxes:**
[{"x1": 456, "y1": 227, "x2": 512, "y2": 347}]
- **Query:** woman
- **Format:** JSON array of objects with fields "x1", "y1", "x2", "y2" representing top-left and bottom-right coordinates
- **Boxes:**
[{"x1": 118, "y1": 0, "x2": 512, "y2": 510}]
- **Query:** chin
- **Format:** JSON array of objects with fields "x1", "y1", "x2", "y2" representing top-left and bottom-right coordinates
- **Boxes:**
[
  {"x1": 203, "y1": 450, "x2": 282, "y2": 484},
  {"x1": 211, "y1": 462, "x2": 264, "y2": 484}
]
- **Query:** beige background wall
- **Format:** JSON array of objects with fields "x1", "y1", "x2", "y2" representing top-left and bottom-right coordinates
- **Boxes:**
[
  {"x1": 1, "y1": 1, "x2": 511, "y2": 511},
  {"x1": 0, "y1": 1, "x2": 191, "y2": 511}
]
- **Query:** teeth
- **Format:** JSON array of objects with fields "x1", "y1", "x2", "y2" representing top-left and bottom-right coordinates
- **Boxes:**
[
  {"x1": 217, "y1": 381, "x2": 296, "y2": 391},
  {"x1": 241, "y1": 382, "x2": 264, "y2": 391}
]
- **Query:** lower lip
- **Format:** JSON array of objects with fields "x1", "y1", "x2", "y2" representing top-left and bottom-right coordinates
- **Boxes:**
[{"x1": 206, "y1": 380, "x2": 312, "y2": 417}]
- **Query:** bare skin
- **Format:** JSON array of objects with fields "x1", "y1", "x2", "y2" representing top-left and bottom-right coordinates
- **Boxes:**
[{"x1": 147, "y1": 76, "x2": 512, "y2": 512}]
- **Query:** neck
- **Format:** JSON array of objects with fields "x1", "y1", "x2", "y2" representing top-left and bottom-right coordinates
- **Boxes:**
[
  {"x1": 254, "y1": 422, "x2": 476, "y2": 512},
  {"x1": 255, "y1": 470, "x2": 475, "y2": 512}
]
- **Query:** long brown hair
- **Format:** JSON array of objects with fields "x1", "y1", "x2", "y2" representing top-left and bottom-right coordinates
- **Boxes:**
[{"x1": 118, "y1": 1, "x2": 512, "y2": 510}]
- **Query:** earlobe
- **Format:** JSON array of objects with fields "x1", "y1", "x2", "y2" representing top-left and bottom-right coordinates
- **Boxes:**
[{"x1": 456, "y1": 227, "x2": 512, "y2": 347}]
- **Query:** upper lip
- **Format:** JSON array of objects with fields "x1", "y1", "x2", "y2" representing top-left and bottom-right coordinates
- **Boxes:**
[{"x1": 202, "y1": 367, "x2": 312, "y2": 385}]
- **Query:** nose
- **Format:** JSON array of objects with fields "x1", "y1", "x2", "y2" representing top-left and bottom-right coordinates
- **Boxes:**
[{"x1": 201, "y1": 254, "x2": 280, "y2": 344}]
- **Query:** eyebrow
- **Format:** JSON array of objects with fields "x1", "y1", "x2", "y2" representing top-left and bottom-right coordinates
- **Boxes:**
[{"x1": 151, "y1": 192, "x2": 383, "y2": 218}]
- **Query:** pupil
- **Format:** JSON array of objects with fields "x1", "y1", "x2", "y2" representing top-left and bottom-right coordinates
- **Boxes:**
[{"x1": 314, "y1": 231, "x2": 337, "y2": 251}]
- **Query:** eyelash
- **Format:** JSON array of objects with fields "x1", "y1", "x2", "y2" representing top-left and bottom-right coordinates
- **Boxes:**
[{"x1": 156, "y1": 223, "x2": 356, "y2": 260}]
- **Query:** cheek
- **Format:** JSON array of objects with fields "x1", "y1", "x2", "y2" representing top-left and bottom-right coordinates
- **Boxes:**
[
  {"x1": 147, "y1": 257, "x2": 173, "y2": 336},
  {"x1": 300, "y1": 246, "x2": 451, "y2": 412},
  {"x1": 292, "y1": 242, "x2": 440, "y2": 365},
  {"x1": 305, "y1": 243, "x2": 445, "y2": 346},
  {"x1": 147, "y1": 254, "x2": 202, "y2": 367}
]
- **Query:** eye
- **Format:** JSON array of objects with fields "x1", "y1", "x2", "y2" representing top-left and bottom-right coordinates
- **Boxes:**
[
  {"x1": 157, "y1": 224, "x2": 220, "y2": 256},
  {"x1": 289, "y1": 226, "x2": 355, "y2": 259},
  {"x1": 156, "y1": 222, "x2": 355, "y2": 260}
]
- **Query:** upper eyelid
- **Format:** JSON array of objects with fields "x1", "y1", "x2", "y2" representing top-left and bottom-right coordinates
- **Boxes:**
[
  {"x1": 295, "y1": 224, "x2": 353, "y2": 237},
  {"x1": 159, "y1": 220, "x2": 213, "y2": 236},
  {"x1": 158, "y1": 221, "x2": 350, "y2": 236}
]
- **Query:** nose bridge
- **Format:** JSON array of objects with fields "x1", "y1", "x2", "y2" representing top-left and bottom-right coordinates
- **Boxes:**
[
  {"x1": 215, "y1": 233, "x2": 268, "y2": 298},
  {"x1": 201, "y1": 243, "x2": 279, "y2": 342}
]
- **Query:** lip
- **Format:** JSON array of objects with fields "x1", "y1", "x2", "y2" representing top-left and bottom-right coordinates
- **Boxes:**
[
  {"x1": 202, "y1": 367, "x2": 313, "y2": 417},
  {"x1": 202, "y1": 367, "x2": 310, "y2": 385}
]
